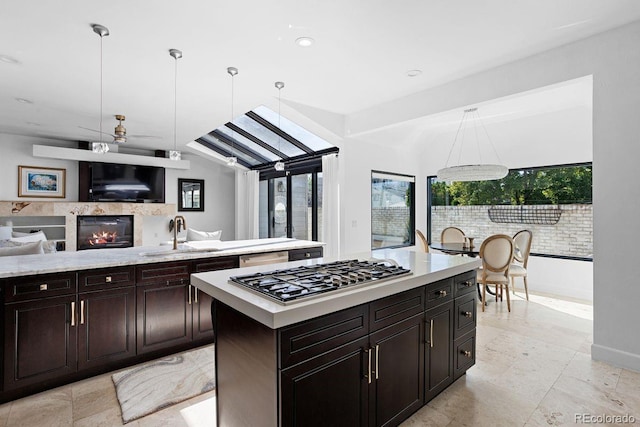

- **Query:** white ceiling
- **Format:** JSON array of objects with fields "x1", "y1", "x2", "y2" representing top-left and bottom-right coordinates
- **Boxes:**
[{"x1": 1, "y1": 1, "x2": 639, "y2": 153}]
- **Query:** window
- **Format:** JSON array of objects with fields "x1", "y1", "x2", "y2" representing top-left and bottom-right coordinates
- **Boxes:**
[
  {"x1": 427, "y1": 163, "x2": 592, "y2": 260},
  {"x1": 371, "y1": 171, "x2": 415, "y2": 250}
]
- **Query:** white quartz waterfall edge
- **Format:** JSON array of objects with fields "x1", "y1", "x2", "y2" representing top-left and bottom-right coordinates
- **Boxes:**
[{"x1": 112, "y1": 345, "x2": 215, "y2": 423}]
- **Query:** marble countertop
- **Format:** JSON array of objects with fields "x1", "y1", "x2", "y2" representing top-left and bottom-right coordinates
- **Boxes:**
[
  {"x1": 0, "y1": 238, "x2": 324, "y2": 278},
  {"x1": 191, "y1": 249, "x2": 481, "y2": 329}
]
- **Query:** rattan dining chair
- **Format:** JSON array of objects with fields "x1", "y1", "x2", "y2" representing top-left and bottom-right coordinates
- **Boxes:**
[
  {"x1": 477, "y1": 234, "x2": 515, "y2": 312},
  {"x1": 509, "y1": 229, "x2": 533, "y2": 300}
]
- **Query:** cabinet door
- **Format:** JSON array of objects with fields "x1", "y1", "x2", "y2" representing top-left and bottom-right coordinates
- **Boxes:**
[
  {"x1": 191, "y1": 256, "x2": 239, "y2": 343},
  {"x1": 191, "y1": 287, "x2": 214, "y2": 342},
  {"x1": 136, "y1": 279, "x2": 192, "y2": 354},
  {"x1": 77, "y1": 287, "x2": 136, "y2": 370},
  {"x1": 280, "y1": 336, "x2": 369, "y2": 427},
  {"x1": 369, "y1": 314, "x2": 424, "y2": 427},
  {"x1": 3, "y1": 295, "x2": 77, "y2": 390},
  {"x1": 425, "y1": 301, "x2": 454, "y2": 402}
]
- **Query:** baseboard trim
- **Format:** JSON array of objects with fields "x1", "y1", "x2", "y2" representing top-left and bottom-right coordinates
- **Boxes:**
[{"x1": 591, "y1": 343, "x2": 640, "y2": 372}]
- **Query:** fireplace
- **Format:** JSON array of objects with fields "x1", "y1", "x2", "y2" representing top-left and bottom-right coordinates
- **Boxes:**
[{"x1": 77, "y1": 215, "x2": 134, "y2": 250}]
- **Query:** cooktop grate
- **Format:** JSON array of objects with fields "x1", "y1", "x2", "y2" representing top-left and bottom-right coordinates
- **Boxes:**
[{"x1": 229, "y1": 259, "x2": 411, "y2": 304}]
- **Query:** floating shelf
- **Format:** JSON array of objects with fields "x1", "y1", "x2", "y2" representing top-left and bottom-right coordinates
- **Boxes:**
[{"x1": 32, "y1": 144, "x2": 191, "y2": 170}]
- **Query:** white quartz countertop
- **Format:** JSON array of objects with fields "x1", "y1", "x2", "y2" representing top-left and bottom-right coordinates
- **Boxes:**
[
  {"x1": 0, "y1": 238, "x2": 323, "y2": 278},
  {"x1": 191, "y1": 249, "x2": 481, "y2": 329}
]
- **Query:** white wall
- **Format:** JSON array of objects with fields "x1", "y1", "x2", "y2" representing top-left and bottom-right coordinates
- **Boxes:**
[
  {"x1": 0, "y1": 133, "x2": 236, "y2": 246},
  {"x1": 330, "y1": 21, "x2": 640, "y2": 371}
]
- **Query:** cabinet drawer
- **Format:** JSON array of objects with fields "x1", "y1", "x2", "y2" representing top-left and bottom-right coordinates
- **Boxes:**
[
  {"x1": 425, "y1": 278, "x2": 453, "y2": 309},
  {"x1": 454, "y1": 270, "x2": 477, "y2": 297},
  {"x1": 136, "y1": 261, "x2": 191, "y2": 285},
  {"x1": 369, "y1": 287, "x2": 424, "y2": 332},
  {"x1": 3, "y1": 272, "x2": 77, "y2": 302},
  {"x1": 454, "y1": 330, "x2": 476, "y2": 379},
  {"x1": 192, "y1": 256, "x2": 239, "y2": 273},
  {"x1": 279, "y1": 304, "x2": 369, "y2": 369},
  {"x1": 78, "y1": 266, "x2": 135, "y2": 292},
  {"x1": 454, "y1": 292, "x2": 477, "y2": 339},
  {"x1": 288, "y1": 247, "x2": 323, "y2": 261}
]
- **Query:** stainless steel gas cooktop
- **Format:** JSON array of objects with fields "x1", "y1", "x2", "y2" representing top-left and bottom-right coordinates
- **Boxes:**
[{"x1": 228, "y1": 259, "x2": 411, "y2": 304}]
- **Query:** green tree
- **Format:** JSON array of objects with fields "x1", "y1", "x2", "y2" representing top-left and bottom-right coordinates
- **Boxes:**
[{"x1": 431, "y1": 165, "x2": 592, "y2": 206}]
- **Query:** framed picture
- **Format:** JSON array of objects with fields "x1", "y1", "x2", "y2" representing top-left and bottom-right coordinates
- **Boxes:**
[
  {"x1": 18, "y1": 166, "x2": 66, "y2": 198},
  {"x1": 178, "y1": 178, "x2": 204, "y2": 211}
]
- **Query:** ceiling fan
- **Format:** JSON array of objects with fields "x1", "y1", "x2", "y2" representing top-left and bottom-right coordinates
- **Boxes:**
[{"x1": 80, "y1": 114, "x2": 128, "y2": 144}]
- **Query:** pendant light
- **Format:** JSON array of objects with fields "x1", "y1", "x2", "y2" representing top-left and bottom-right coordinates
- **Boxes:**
[
  {"x1": 226, "y1": 66, "x2": 238, "y2": 167},
  {"x1": 274, "y1": 81, "x2": 285, "y2": 171},
  {"x1": 91, "y1": 24, "x2": 110, "y2": 154},
  {"x1": 436, "y1": 107, "x2": 508, "y2": 182},
  {"x1": 169, "y1": 49, "x2": 182, "y2": 160}
]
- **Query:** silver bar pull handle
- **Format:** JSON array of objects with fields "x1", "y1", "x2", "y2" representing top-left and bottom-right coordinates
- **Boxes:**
[
  {"x1": 188, "y1": 285, "x2": 192, "y2": 305},
  {"x1": 80, "y1": 300, "x2": 85, "y2": 325},
  {"x1": 375, "y1": 344, "x2": 380, "y2": 380},
  {"x1": 194, "y1": 287, "x2": 199, "y2": 304},
  {"x1": 429, "y1": 319, "x2": 434, "y2": 348},
  {"x1": 366, "y1": 349, "x2": 372, "y2": 384},
  {"x1": 71, "y1": 302, "x2": 76, "y2": 327}
]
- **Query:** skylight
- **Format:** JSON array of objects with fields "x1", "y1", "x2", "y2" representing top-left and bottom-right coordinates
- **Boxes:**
[{"x1": 194, "y1": 105, "x2": 338, "y2": 170}]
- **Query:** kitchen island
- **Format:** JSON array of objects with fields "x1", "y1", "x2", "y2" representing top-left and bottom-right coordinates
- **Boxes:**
[
  {"x1": 191, "y1": 249, "x2": 481, "y2": 427},
  {"x1": 0, "y1": 238, "x2": 322, "y2": 403}
]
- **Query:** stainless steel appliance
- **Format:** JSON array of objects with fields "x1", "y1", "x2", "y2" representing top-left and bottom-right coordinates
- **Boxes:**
[{"x1": 229, "y1": 259, "x2": 411, "y2": 304}]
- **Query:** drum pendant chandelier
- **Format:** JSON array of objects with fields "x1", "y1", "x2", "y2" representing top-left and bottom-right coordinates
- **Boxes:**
[{"x1": 436, "y1": 107, "x2": 508, "y2": 182}]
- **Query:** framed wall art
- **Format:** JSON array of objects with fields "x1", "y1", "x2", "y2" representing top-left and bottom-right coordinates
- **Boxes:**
[{"x1": 18, "y1": 165, "x2": 66, "y2": 198}]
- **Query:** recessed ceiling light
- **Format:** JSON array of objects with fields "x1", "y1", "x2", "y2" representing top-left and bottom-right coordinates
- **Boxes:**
[
  {"x1": 407, "y1": 69, "x2": 422, "y2": 77},
  {"x1": 0, "y1": 54, "x2": 19, "y2": 64},
  {"x1": 15, "y1": 97, "x2": 33, "y2": 104},
  {"x1": 295, "y1": 37, "x2": 314, "y2": 47}
]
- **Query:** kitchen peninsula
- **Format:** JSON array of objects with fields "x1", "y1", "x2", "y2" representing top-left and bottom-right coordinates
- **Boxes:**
[
  {"x1": 0, "y1": 238, "x2": 323, "y2": 403},
  {"x1": 191, "y1": 249, "x2": 481, "y2": 427}
]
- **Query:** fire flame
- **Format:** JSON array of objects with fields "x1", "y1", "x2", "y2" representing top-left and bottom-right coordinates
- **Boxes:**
[{"x1": 88, "y1": 231, "x2": 118, "y2": 246}]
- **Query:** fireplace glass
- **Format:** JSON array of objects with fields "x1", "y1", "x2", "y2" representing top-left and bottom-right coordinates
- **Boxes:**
[{"x1": 77, "y1": 215, "x2": 134, "y2": 250}]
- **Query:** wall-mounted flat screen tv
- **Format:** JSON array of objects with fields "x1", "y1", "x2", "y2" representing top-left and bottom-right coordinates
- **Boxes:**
[{"x1": 79, "y1": 162, "x2": 165, "y2": 203}]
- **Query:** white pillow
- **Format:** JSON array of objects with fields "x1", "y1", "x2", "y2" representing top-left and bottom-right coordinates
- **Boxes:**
[
  {"x1": 0, "y1": 241, "x2": 44, "y2": 256},
  {"x1": 0, "y1": 226, "x2": 12, "y2": 240},
  {"x1": 10, "y1": 230, "x2": 47, "y2": 243},
  {"x1": 186, "y1": 228, "x2": 222, "y2": 241}
]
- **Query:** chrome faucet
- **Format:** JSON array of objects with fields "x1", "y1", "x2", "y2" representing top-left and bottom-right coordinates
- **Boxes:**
[{"x1": 172, "y1": 215, "x2": 187, "y2": 250}]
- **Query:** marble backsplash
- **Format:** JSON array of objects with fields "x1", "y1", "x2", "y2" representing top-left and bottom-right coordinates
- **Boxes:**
[{"x1": 0, "y1": 201, "x2": 176, "y2": 251}]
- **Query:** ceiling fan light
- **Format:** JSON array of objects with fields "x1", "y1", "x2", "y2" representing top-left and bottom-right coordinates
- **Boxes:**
[
  {"x1": 274, "y1": 161, "x2": 285, "y2": 171},
  {"x1": 437, "y1": 164, "x2": 508, "y2": 182},
  {"x1": 169, "y1": 150, "x2": 182, "y2": 161}
]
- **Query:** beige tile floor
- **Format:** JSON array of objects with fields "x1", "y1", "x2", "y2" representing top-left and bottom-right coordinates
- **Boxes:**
[{"x1": 1, "y1": 292, "x2": 638, "y2": 426}]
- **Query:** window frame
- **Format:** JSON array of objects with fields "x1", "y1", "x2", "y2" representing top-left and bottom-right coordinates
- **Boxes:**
[
  {"x1": 371, "y1": 170, "x2": 416, "y2": 250},
  {"x1": 426, "y1": 162, "x2": 592, "y2": 261}
]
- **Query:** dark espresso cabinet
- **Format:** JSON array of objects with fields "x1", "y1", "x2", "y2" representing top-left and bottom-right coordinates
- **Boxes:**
[
  {"x1": 3, "y1": 293, "x2": 77, "y2": 391},
  {"x1": 2, "y1": 268, "x2": 137, "y2": 392},
  {"x1": 192, "y1": 257, "x2": 239, "y2": 342},
  {"x1": 0, "y1": 245, "x2": 323, "y2": 403},
  {"x1": 136, "y1": 261, "x2": 194, "y2": 354},
  {"x1": 77, "y1": 267, "x2": 136, "y2": 371},
  {"x1": 215, "y1": 275, "x2": 475, "y2": 427}
]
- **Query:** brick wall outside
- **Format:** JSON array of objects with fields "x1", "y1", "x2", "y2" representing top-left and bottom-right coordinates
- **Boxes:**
[
  {"x1": 430, "y1": 204, "x2": 592, "y2": 257},
  {"x1": 372, "y1": 207, "x2": 410, "y2": 246}
]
